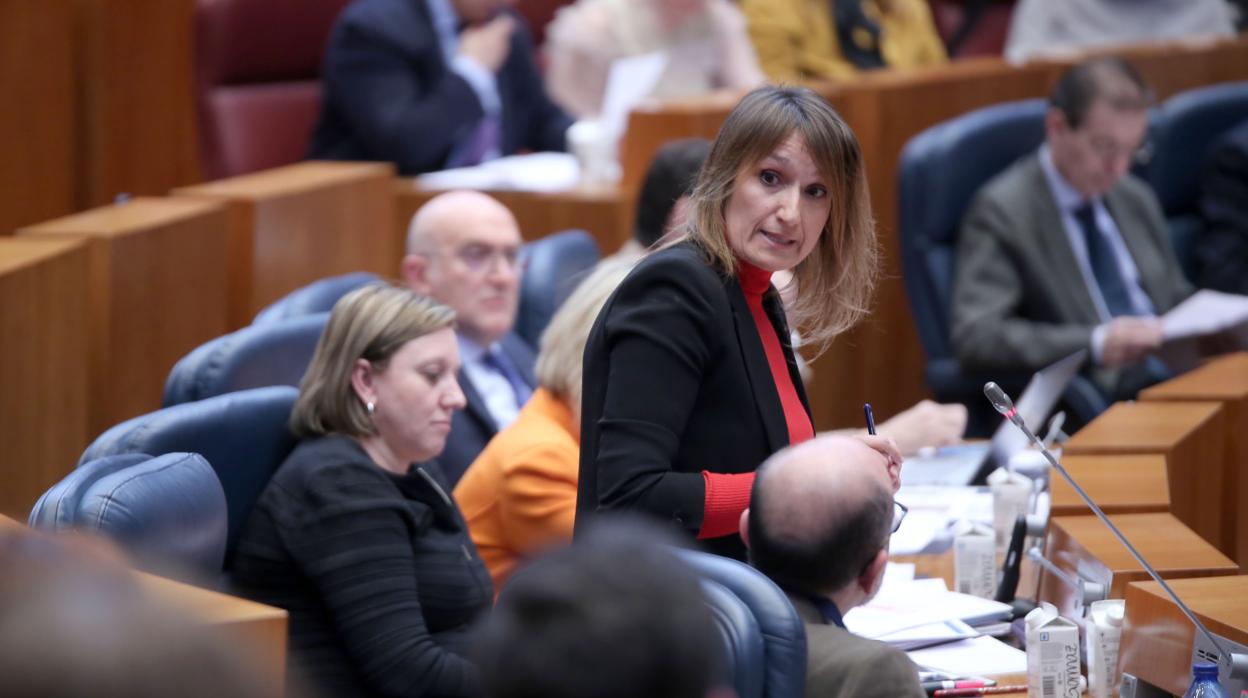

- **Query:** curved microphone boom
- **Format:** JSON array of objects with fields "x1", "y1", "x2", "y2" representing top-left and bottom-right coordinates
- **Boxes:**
[{"x1": 982, "y1": 382, "x2": 1248, "y2": 681}]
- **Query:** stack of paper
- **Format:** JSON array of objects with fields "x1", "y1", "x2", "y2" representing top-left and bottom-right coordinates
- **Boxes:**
[{"x1": 845, "y1": 577, "x2": 1013, "y2": 642}]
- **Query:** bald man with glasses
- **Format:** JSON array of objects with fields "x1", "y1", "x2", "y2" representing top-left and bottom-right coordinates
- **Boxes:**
[
  {"x1": 740, "y1": 435, "x2": 923, "y2": 698},
  {"x1": 403, "y1": 190, "x2": 536, "y2": 484}
]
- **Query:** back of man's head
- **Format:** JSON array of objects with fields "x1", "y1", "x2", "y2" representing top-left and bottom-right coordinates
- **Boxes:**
[
  {"x1": 476, "y1": 519, "x2": 720, "y2": 698},
  {"x1": 1049, "y1": 57, "x2": 1153, "y2": 129},
  {"x1": 747, "y1": 436, "x2": 893, "y2": 598},
  {"x1": 634, "y1": 138, "x2": 712, "y2": 249}
]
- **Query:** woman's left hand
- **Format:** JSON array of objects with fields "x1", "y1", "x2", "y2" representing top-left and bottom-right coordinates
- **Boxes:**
[{"x1": 852, "y1": 434, "x2": 903, "y2": 493}]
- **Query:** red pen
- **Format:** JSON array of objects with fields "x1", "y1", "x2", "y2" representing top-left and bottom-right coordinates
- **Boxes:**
[
  {"x1": 922, "y1": 679, "x2": 993, "y2": 694},
  {"x1": 933, "y1": 686, "x2": 1028, "y2": 697}
]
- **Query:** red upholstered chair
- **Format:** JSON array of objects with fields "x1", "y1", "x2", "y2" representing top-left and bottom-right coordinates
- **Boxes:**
[
  {"x1": 927, "y1": 0, "x2": 1015, "y2": 58},
  {"x1": 195, "y1": 0, "x2": 351, "y2": 179}
]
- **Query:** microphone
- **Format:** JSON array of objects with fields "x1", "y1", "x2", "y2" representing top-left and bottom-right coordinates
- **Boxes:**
[{"x1": 982, "y1": 381, "x2": 1248, "y2": 683}]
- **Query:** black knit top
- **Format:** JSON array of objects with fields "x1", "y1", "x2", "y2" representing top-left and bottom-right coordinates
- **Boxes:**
[{"x1": 231, "y1": 435, "x2": 492, "y2": 697}]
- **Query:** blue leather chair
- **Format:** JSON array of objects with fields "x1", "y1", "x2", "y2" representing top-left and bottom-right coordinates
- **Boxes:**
[
  {"x1": 898, "y1": 98, "x2": 1108, "y2": 435},
  {"x1": 675, "y1": 547, "x2": 806, "y2": 698},
  {"x1": 515, "y1": 229, "x2": 600, "y2": 349},
  {"x1": 29, "y1": 453, "x2": 151, "y2": 531},
  {"x1": 252, "y1": 271, "x2": 379, "y2": 324},
  {"x1": 1141, "y1": 81, "x2": 1248, "y2": 281},
  {"x1": 162, "y1": 312, "x2": 327, "y2": 406},
  {"x1": 700, "y1": 578, "x2": 767, "y2": 698},
  {"x1": 80, "y1": 386, "x2": 299, "y2": 563},
  {"x1": 30, "y1": 452, "x2": 228, "y2": 584}
]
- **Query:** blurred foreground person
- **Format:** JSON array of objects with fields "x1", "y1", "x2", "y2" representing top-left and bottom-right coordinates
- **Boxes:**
[{"x1": 475, "y1": 519, "x2": 727, "y2": 698}]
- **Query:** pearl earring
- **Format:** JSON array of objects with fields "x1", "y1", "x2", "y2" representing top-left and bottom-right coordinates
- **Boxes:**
[{"x1": 366, "y1": 401, "x2": 375, "y2": 416}]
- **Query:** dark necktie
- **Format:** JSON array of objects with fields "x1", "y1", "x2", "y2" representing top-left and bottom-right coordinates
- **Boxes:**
[
  {"x1": 482, "y1": 348, "x2": 531, "y2": 407},
  {"x1": 1073, "y1": 203, "x2": 1134, "y2": 317}
]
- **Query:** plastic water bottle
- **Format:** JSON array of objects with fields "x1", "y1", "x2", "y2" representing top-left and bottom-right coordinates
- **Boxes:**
[{"x1": 1183, "y1": 663, "x2": 1227, "y2": 697}]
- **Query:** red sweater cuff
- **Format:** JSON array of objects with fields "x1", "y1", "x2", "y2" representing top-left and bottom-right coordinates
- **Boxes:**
[{"x1": 697, "y1": 471, "x2": 755, "y2": 540}]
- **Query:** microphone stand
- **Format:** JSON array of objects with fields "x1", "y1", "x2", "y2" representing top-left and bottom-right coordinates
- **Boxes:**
[{"x1": 983, "y1": 382, "x2": 1248, "y2": 682}]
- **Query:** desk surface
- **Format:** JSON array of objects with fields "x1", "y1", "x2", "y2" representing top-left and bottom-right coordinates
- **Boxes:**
[
  {"x1": 1142, "y1": 352, "x2": 1248, "y2": 401},
  {"x1": 175, "y1": 161, "x2": 393, "y2": 199},
  {"x1": 1065, "y1": 400, "x2": 1222, "y2": 452},
  {"x1": 1050, "y1": 454, "x2": 1170, "y2": 515}
]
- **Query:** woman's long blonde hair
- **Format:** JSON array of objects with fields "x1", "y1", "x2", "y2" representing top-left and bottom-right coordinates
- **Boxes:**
[{"x1": 672, "y1": 85, "x2": 878, "y2": 359}]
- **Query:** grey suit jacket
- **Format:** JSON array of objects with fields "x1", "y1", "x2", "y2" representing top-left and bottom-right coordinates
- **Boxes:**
[
  {"x1": 438, "y1": 332, "x2": 536, "y2": 486},
  {"x1": 788, "y1": 594, "x2": 925, "y2": 698},
  {"x1": 952, "y1": 153, "x2": 1193, "y2": 396}
]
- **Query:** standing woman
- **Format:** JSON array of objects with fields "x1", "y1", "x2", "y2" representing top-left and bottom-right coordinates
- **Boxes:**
[
  {"x1": 576, "y1": 86, "x2": 901, "y2": 560},
  {"x1": 232, "y1": 283, "x2": 492, "y2": 698}
]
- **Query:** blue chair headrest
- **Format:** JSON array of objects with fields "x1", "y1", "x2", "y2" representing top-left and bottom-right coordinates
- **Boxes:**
[
  {"x1": 29, "y1": 453, "x2": 151, "y2": 531},
  {"x1": 81, "y1": 386, "x2": 299, "y2": 559},
  {"x1": 516, "y1": 229, "x2": 600, "y2": 349},
  {"x1": 674, "y1": 547, "x2": 806, "y2": 698},
  {"x1": 162, "y1": 312, "x2": 328, "y2": 406},
  {"x1": 76, "y1": 452, "x2": 228, "y2": 582},
  {"x1": 1144, "y1": 81, "x2": 1248, "y2": 214},
  {"x1": 253, "y1": 271, "x2": 380, "y2": 324},
  {"x1": 700, "y1": 578, "x2": 767, "y2": 698}
]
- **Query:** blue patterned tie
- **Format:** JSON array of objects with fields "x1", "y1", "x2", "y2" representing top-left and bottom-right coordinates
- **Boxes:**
[
  {"x1": 454, "y1": 115, "x2": 500, "y2": 167},
  {"x1": 1073, "y1": 203, "x2": 1134, "y2": 317},
  {"x1": 482, "y1": 348, "x2": 531, "y2": 407}
]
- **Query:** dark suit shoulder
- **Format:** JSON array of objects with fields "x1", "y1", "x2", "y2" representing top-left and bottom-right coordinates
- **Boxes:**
[
  {"x1": 602, "y1": 242, "x2": 732, "y2": 343},
  {"x1": 620, "y1": 242, "x2": 729, "y2": 298},
  {"x1": 334, "y1": 0, "x2": 431, "y2": 53},
  {"x1": 805, "y1": 624, "x2": 925, "y2": 698},
  {"x1": 971, "y1": 153, "x2": 1044, "y2": 211},
  {"x1": 270, "y1": 436, "x2": 400, "y2": 504}
]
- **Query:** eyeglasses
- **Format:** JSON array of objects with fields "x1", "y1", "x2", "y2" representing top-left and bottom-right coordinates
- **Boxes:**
[
  {"x1": 891, "y1": 500, "x2": 908, "y2": 534},
  {"x1": 453, "y1": 243, "x2": 522, "y2": 274}
]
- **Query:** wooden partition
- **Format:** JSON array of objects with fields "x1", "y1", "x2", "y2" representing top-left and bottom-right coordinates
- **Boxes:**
[
  {"x1": 19, "y1": 198, "x2": 230, "y2": 437},
  {"x1": 0, "y1": 0, "x2": 76, "y2": 235},
  {"x1": 1064, "y1": 401, "x2": 1229, "y2": 557},
  {"x1": 0, "y1": 238, "x2": 89, "y2": 519},
  {"x1": 1141, "y1": 352, "x2": 1248, "y2": 568},
  {"x1": 1049, "y1": 453, "x2": 1171, "y2": 517},
  {"x1": 395, "y1": 182, "x2": 635, "y2": 255},
  {"x1": 174, "y1": 162, "x2": 396, "y2": 326},
  {"x1": 1039, "y1": 513, "x2": 1237, "y2": 622}
]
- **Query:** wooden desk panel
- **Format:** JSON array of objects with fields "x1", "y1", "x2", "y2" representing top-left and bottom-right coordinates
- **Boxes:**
[
  {"x1": 395, "y1": 182, "x2": 635, "y2": 255},
  {"x1": 1040, "y1": 513, "x2": 1237, "y2": 622},
  {"x1": 0, "y1": 0, "x2": 76, "y2": 235},
  {"x1": 1041, "y1": 37, "x2": 1248, "y2": 100},
  {"x1": 1121, "y1": 575, "x2": 1248, "y2": 697},
  {"x1": 1064, "y1": 401, "x2": 1228, "y2": 556},
  {"x1": 20, "y1": 198, "x2": 230, "y2": 436},
  {"x1": 1050, "y1": 454, "x2": 1171, "y2": 517},
  {"x1": 620, "y1": 93, "x2": 738, "y2": 192},
  {"x1": 76, "y1": 0, "x2": 201, "y2": 207},
  {"x1": 1141, "y1": 352, "x2": 1248, "y2": 568},
  {"x1": 0, "y1": 238, "x2": 89, "y2": 519},
  {"x1": 174, "y1": 162, "x2": 396, "y2": 326}
]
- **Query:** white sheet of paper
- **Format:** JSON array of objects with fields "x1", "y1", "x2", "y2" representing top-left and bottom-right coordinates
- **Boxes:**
[
  {"x1": 600, "y1": 51, "x2": 669, "y2": 139},
  {"x1": 907, "y1": 635, "x2": 1028, "y2": 676},
  {"x1": 1161, "y1": 289, "x2": 1248, "y2": 340},
  {"x1": 416, "y1": 152, "x2": 580, "y2": 192},
  {"x1": 845, "y1": 579, "x2": 1012, "y2": 638}
]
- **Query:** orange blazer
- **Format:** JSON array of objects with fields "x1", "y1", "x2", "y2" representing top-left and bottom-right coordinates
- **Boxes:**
[{"x1": 452, "y1": 388, "x2": 579, "y2": 591}]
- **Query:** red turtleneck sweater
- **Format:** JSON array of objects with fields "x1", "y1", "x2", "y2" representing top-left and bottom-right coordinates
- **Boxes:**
[{"x1": 698, "y1": 260, "x2": 815, "y2": 539}]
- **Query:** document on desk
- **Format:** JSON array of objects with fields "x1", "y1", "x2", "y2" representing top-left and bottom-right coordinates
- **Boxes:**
[
  {"x1": 1161, "y1": 289, "x2": 1248, "y2": 340},
  {"x1": 416, "y1": 152, "x2": 580, "y2": 192},
  {"x1": 907, "y1": 635, "x2": 1028, "y2": 676},
  {"x1": 845, "y1": 578, "x2": 1012, "y2": 638}
]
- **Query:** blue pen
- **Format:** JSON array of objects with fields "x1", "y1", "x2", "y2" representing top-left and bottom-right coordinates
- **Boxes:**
[{"x1": 863, "y1": 403, "x2": 876, "y2": 435}]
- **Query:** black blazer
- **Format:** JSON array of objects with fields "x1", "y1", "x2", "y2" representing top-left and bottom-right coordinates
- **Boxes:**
[
  {"x1": 576, "y1": 242, "x2": 811, "y2": 560},
  {"x1": 439, "y1": 332, "x2": 537, "y2": 486},
  {"x1": 308, "y1": 0, "x2": 572, "y2": 175}
]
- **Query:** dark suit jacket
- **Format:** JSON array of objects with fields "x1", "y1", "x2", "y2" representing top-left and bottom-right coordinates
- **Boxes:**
[
  {"x1": 787, "y1": 595, "x2": 925, "y2": 698},
  {"x1": 308, "y1": 0, "x2": 572, "y2": 175},
  {"x1": 576, "y1": 241, "x2": 809, "y2": 561},
  {"x1": 1197, "y1": 119, "x2": 1248, "y2": 294},
  {"x1": 952, "y1": 153, "x2": 1193, "y2": 398},
  {"x1": 439, "y1": 332, "x2": 536, "y2": 487}
]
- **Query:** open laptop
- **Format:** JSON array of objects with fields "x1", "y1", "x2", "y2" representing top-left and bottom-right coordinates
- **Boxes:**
[{"x1": 899, "y1": 350, "x2": 1088, "y2": 488}]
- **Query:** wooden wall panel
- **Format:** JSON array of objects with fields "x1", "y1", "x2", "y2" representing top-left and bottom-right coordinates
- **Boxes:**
[
  {"x1": 0, "y1": 238, "x2": 90, "y2": 519},
  {"x1": 20, "y1": 198, "x2": 230, "y2": 437},
  {"x1": 173, "y1": 162, "x2": 396, "y2": 326},
  {"x1": 0, "y1": 0, "x2": 77, "y2": 235},
  {"x1": 76, "y1": 0, "x2": 201, "y2": 207}
]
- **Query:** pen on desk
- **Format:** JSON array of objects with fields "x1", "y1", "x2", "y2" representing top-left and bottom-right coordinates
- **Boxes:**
[
  {"x1": 864, "y1": 403, "x2": 876, "y2": 435},
  {"x1": 932, "y1": 685, "x2": 1027, "y2": 697},
  {"x1": 922, "y1": 679, "x2": 993, "y2": 694}
]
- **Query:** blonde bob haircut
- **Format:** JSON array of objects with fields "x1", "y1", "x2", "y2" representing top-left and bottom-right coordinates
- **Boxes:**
[
  {"x1": 534, "y1": 258, "x2": 633, "y2": 412},
  {"x1": 290, "y1": 282, "x2": 455, "y2": 439},
  {"x1": 676, "y1": 85, "x2": 878, "y2": 358}
]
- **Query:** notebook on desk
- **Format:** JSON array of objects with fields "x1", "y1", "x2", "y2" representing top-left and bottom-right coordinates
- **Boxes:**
[{"x1": 900, "y1": 350, "x2": 1087, "y2": 488}]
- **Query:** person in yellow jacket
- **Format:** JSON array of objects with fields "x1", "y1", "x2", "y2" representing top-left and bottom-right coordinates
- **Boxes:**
[
  {"x1": 741, "y1": 0, "x2": 947, "y2": 83},
  {"x1": 453, "y1": 259, "x2": 632, "y2": 592}
]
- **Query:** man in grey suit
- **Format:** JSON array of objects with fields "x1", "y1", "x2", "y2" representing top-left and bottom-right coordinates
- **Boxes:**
[
  {"x1": 952, "y1": 58, "x2": 1193, "y2": 402},
  {"x1": 740, "y1": 436, "x2": 924, "y2": 698},
  {"x1": 403, "y1": 190, "x2": 536, "y2": 484}
]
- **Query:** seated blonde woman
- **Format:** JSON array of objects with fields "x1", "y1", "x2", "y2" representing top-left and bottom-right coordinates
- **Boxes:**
[{"x1": 453, "y1": 260, "x2": 633, "y2": 591}]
